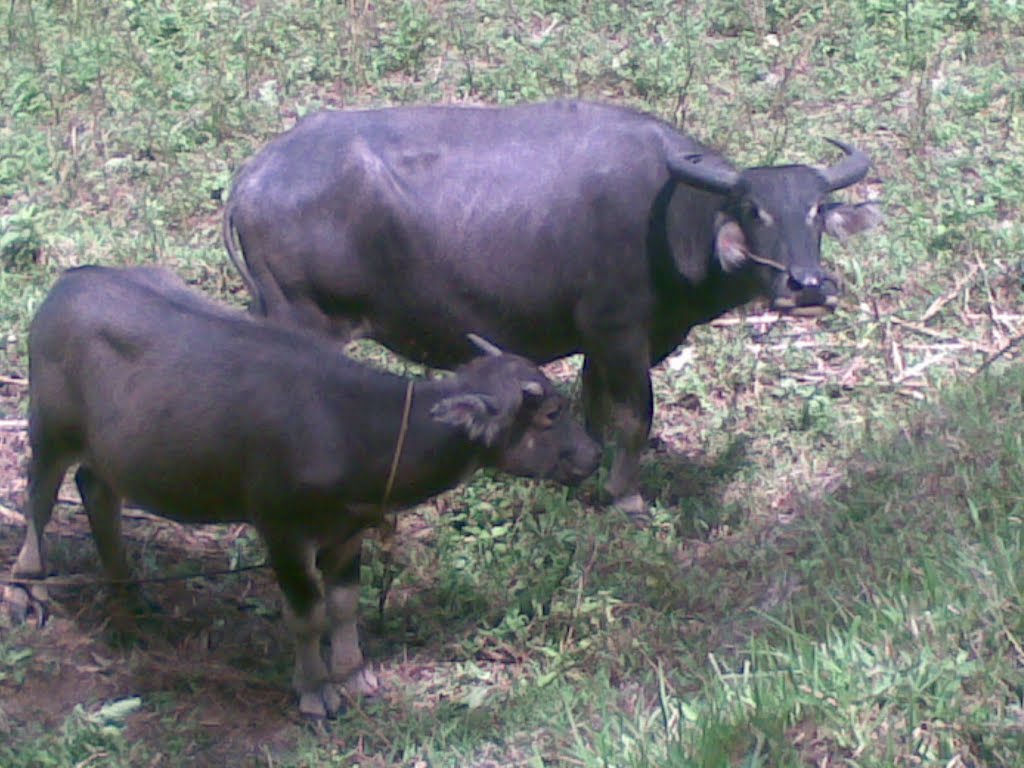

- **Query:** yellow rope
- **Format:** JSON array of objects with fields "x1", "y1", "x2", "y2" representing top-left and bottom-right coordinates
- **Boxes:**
[{"x1": 377, "y1": 379, "x2": 415, "y2": 617}]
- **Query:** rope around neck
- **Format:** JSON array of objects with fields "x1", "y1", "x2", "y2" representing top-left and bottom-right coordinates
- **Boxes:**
[
  {"x1": 382, "y1": 380, "x2": 415, "y2": 508},
  {"x1": 377, "y1": 379, "x2": 415, "y2": 617}
]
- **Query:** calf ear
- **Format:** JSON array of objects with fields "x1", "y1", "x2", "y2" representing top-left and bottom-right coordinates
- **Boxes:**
[
  {"x1": 824, "y1": 201, "x2": 882, "y2": 241},
  {"x1": 714, "y1": 215, "x2": 752, "y2": 272},
  {"x1": 520, "y1": 380, "x2": 544, "y2": 399},
  {"x1": 431, "y1": 394, "x2": 505, "y2": 446}
]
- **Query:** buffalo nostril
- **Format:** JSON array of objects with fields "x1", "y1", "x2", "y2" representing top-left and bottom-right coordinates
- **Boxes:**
[{"x1": 788, "y1": 272, "x2": 821, "y2": 292}]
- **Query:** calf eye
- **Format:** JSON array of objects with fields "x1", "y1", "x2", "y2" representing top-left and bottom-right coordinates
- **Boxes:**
[{"x1": 539, "y1": 405, "x2": 561, "y2": 428}]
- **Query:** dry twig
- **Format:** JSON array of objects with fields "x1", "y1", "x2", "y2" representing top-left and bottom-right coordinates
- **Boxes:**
[
  {"x1": 974, "y1": 332, "x2": 1024, "y2": 377},
  {"x1": 893, "y1": 351, "x2": 949, "y2": 384},
  {"x1": 889, "y1": 316, "x2": 987, "y2": 351},
  {"x1": 0, "y1": 375, "x2": 28, "y2": 388},
  {"x1": 0, "y1": 500, "x2": 23, "y2": 524},
  {"x1": 921, "y1": 263, "x2": 980, "y2": 322}
]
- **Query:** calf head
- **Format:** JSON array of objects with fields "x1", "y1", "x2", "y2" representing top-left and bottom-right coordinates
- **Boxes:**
[
  {"x1": 431, "y1": 335, "x2": 601, "y2": 484},
  {"x1": 671, "y1": 139, "x2": 882, "y2": 316}
]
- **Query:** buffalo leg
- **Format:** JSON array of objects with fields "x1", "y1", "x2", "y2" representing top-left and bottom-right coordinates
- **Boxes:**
[
  {"x1": 585, "y1": 340, "x2": 653, "y2": 517},
  {"x1": 263, "y1": 530, "x2": 341, "y2": 719},
  {"x1": 7, "y1": 452, "x2": 69, "y2": 622},
  {"x1": 76, "y1": 467, "x2": 131, "y2": 584},
  {"x1": 75, "y1": 466, "x2": 150, "y2": 627},
  {"x1": 580, "y1": 355, "x2": 613, "y2": 442},
  {"x1": 317, "y1": 532, "x2": 379, "y2": 696}
]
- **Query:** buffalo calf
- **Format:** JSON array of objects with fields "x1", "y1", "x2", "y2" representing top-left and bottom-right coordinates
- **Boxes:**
[{"x1": 7, "y1": 265, "x2": 600, "y2": 718}]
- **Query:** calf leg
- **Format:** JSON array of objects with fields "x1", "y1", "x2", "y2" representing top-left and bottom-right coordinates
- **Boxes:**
[
  {"x1": 7, "y1": 452, "x2": 69, "y2": 622},
  {"x1": 317, "y1": 531, "x2": 379, "y2": 696},
  {"x1": 263, "y1": 530, "x2": 341, "y2": 719}
]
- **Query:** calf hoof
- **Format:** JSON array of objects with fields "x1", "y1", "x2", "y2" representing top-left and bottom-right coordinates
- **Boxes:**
[
  {"x1": 298, "y1": 683, "x2": 345, "y2": 720},
  {"x1": 2, "y1": 582, "x2": 50, "y2": 627},
  {"x1": 297, "y1": 666, "x2": 381, "y2": 719},
  {"x1": 346, "y1": 665, "x2": 380, "y2": 696},
  {"x1": 613, "y1": 493, "x2": 652, "y2": 526}
]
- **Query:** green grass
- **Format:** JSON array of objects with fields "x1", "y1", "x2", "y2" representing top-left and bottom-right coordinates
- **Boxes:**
[{"x1": 2, "y1": 0, "x2": 1023, "y2": 765}]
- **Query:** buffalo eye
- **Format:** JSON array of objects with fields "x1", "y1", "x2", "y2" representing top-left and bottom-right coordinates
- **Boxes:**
[
  {"x1": 746, "y1": 201, "x2": 773, "y2": 227},
  {"x1": 537, "y1": 404, "x2": 561, "y2": 429}
]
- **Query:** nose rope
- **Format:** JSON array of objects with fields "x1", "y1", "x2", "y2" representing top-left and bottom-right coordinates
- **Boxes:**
[{"x1": 744, "y1": 250, "x2": 788, "y2": 273}]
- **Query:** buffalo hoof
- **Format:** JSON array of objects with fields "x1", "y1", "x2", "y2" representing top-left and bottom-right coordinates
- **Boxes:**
[
  {"x1": 614, "y1": 493, "x2": 652, "y2": 526},
  {"x1": 2, "y1": 582, "x2": 49, "y2": 627},
  {"x1": 298, "y1": 666, "x2": 380, "y2": 719},
  {"x1": 298, "y1": 683, "x2": 345, "y2": 720}
]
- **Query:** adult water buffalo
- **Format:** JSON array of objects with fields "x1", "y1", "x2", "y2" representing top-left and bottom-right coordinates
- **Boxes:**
[
  {"x1": 223, "y1": 100, "x2": 881, "y2": 514},
  {"x1": 7, "y1": 265, "x2": 600, "y2": 718}
]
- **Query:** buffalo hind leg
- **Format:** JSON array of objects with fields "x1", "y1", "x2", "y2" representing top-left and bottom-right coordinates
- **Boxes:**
[
  {"x1": 264, "y1": 529, "x2": 341, "y2": 719},
  {"x1": 76, "y1": 467, "x2": 131, "y2": 584},
  {"x1": 75, "y1": 466, "x2": 148, "y2": 627},
  {"x1": 7, "y1": 452, "x2": 69, "y2": 623}
]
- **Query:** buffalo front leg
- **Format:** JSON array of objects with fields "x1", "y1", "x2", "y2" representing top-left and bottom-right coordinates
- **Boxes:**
[
  {"x1": 584, "y1": 342, "x2": 653, "y2": 519},
  {"x1": 263, "y1": 530, "x2": 341, "y2": 719},
  {"x1": 581, "y1": 355, "x2": 613, "y2": 443},
  {"x1": 318, "y1": 531, "x2": 379, "y2": 697},
  {"x1": 7, "y1": 453, "x2": 69, "y2": 623}
]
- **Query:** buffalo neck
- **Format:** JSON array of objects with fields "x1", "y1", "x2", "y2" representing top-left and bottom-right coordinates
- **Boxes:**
[{"x1": 319, "y1": 366, "x2": 490, "y2": 508}]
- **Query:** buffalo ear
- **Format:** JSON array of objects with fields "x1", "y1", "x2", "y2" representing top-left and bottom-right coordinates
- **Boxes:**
[
  {"x1": 520, "y1": 380, "x2": 544, "y2": 399},
  {"x1": 713, "y1": 216, "x2": 751, "y2": 272},
  {"x1": 431, "y1": 394, "x2": 506, "y2": 446},
  {"x1": 824, "y1": 201, "x2": 882, "y2": 241}
]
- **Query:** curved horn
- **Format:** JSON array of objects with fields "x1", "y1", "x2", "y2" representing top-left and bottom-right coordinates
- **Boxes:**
[
  {"x1": 666, "y1": 152, "x2": 740, "y2": 195},
  {"x1": 467, "y1": 333, "x2": 503, "y2": 357},
  {"x1": 818, "y1": 138, "x2": 871, "y2": 192}
]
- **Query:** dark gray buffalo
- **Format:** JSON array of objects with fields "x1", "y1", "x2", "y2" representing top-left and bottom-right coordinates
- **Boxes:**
[
  {"x1": 223, "y1": 100, "x2": 881, "y2": 514},
  {"x1": 7, "y1": 265, "x2": 600, "y2": 718}
]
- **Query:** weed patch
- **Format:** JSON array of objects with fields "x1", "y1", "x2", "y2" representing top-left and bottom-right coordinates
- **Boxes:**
[{"x1": 1, "y1": 0, "x2": 1022, "y2": 764}]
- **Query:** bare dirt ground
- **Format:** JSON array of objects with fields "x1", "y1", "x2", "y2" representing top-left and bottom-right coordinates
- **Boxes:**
[{"x1": 0, "y1": 383, "x2": 319, "y2": 764}]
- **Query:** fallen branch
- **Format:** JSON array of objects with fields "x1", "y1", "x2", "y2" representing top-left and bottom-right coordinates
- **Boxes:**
[
  {"x1": 0, "y1": 419, "x2": 28, "y2": 431},
  {"x1": 0, "y1": 500, "x2": 23, "y2": 524},
  {"x1": 0, "y1": 375, "x2": 28, "y2": 388},
  {"x1": 889, "y1": 316, "x2": 987, "y2": 351},
  {"x1": 711, "y1": 312, "x2": 783, "y2": 327}
]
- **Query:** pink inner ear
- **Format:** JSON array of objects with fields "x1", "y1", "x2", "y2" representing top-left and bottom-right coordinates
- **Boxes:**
[
  {"x1": 825, "y1": 202, "x2": 883, "y2": 240},
  {"x1": 714, "y1": 220, "x2": 750, "y2": 271}
]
